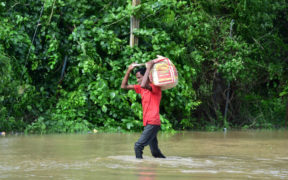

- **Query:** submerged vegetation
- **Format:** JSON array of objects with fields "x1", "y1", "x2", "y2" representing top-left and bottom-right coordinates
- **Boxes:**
[{"x1": 0, "y1": 0, "x2": 287, "y2": 133}]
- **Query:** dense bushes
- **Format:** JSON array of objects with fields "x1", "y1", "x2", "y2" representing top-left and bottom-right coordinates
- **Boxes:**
[{"x1": 0, "y1": 0, "x2": 287, "y2": 133}]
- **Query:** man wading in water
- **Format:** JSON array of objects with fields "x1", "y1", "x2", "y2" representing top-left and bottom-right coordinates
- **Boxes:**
[{"x1": 121, "y1": 60, "x2": 166, "y2": 159}]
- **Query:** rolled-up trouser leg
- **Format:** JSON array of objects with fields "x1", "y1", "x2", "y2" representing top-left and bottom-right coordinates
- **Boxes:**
[{"x1": 134, "y1": 125, "x2": 159, "y2": 159}]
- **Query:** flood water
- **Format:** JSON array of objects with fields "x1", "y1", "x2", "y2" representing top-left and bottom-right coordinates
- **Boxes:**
[{"x1": 0, "y1": 131, "x2": 288, "y2": 179}]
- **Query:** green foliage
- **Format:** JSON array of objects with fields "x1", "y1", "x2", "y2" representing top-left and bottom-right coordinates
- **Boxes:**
[
  {"x1": 239, "y1": 95, "x2": 286, "y2": 129},
  {"x1": 0, "y1": 0, "x2": 287, "y2": 133}
]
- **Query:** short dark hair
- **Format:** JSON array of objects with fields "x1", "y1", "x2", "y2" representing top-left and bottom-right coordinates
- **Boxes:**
[{"x1": 135, "y1": 67, "x2": 146, "y2": 76}]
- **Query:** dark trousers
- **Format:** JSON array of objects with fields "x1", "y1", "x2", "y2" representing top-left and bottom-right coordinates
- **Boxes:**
[{"x1": 134, "y1": 124, "x2": 165, "y2": 159}]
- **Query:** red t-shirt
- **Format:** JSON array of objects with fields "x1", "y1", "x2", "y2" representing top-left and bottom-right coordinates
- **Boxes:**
[{"x1": 134, "y1": 84, "x2": 162, "y2": 126}]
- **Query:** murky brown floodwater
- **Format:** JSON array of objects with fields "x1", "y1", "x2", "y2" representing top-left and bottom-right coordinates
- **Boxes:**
[{"x1": 0, "y1": 131, "x2": 288, "y2": 179}]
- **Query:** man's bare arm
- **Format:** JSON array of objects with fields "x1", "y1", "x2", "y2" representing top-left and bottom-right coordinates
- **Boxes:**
[
  {"x1": 140, "y1": 60, "x2": 154, "y2": 91},
  {"x1": 121, "y1": 64, "x2": 135, "y2": 90}
]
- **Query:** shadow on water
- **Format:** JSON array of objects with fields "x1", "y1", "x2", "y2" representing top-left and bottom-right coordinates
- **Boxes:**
[{"x1": 0, "y1": 131, "x2": 288, "y2": 179}]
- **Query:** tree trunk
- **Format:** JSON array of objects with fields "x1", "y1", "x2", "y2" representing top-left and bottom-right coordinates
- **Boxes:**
[{"x1": 212, "y1": 72, "x2": 226, "y2": 121}]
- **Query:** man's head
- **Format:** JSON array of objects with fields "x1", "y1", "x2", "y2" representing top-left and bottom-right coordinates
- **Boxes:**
[{"x1": 135, "y1": 67, "x2": 146, "y2": 85}]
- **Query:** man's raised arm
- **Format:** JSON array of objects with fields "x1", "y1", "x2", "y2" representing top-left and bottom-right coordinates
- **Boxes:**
[
  {"x1": 140, "y1": 60, "x2": 154, "y2": 90},
  {"x1": 121, "y1": 64, "x2": 135, "y2": 90}
]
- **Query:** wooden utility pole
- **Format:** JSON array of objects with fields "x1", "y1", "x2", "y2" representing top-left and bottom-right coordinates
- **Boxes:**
[
  {"x1": 285, "y1": 98, "x2": 288, "y2": 129},
  {"x1": 130, "y1": 0, "x2": 140, "y2": 47},
  {"x1": 223, "y1": 19, "x2": 234, "y2": 128}
]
